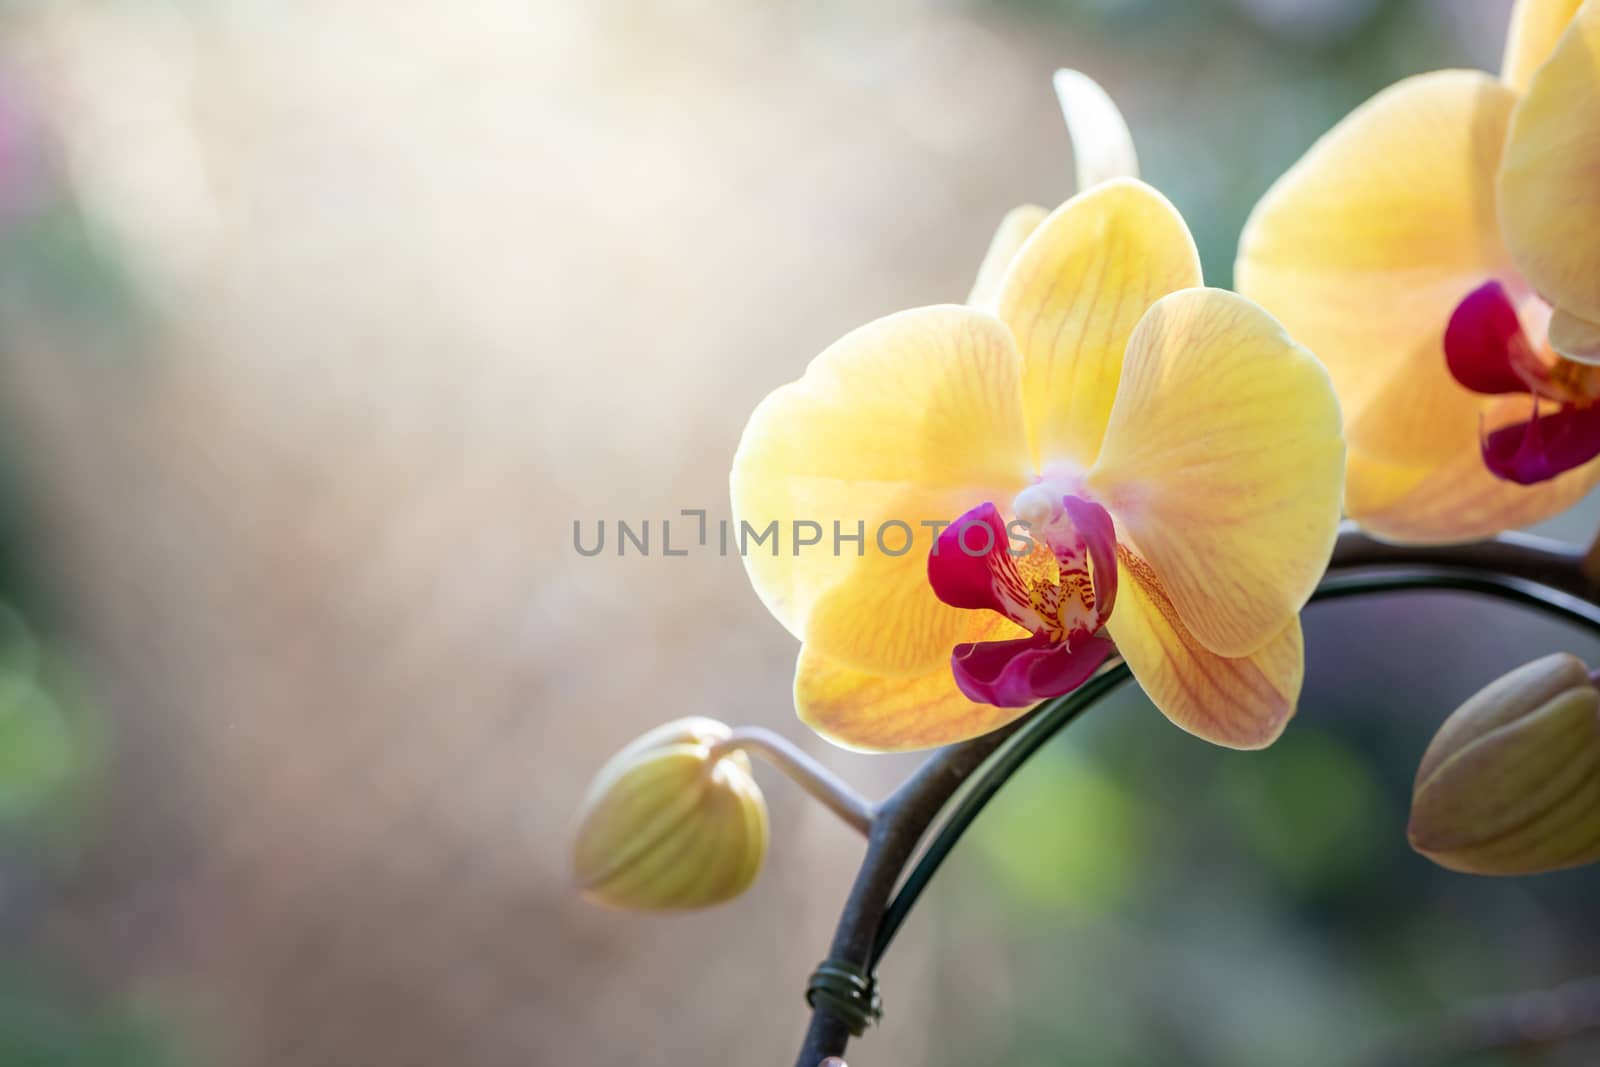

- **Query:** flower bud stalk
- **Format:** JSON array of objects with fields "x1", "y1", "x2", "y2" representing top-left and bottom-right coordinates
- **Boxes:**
[{"x1": 707, "y1": 727, "x2": 873, "y2": 837}]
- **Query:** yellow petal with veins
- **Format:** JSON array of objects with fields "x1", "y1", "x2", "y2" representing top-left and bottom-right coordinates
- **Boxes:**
[
  {"x1": 730, "y1": 305, "x2": 1033, "y2": 675},
  {"x1": 1499, "y1": 3, "x2": 1600, "y2": 324},
  {"x1": 1106, "y1": 550, "x2": 1303, "y2": 750},
  {"x1": 1502, "y1": 0, "x2": 1589, "y2": 92},
  {"x1": 967, "y1": 204, "x2": 1048, "y2": 310},
  {"x1": 997, "y1": 178, "x2": 1201, "y2": 473},
  {"x1": 795, "y1": 613, "x2": 1031, "y2": 752},
  {"x1": 1237, "y1": 71, "x2": 1518, "y2": 476},
  {"x1": 1087, "y1": 288, "x2": 1343, "y2": 659}
]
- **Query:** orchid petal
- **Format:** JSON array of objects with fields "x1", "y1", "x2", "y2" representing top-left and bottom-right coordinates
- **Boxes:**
[
  {"x1": 794, "y1": 612, "x2": 1031, "y2": 753},
  {"x1": 1344, "y1": 412, "x2": 1600, "y2": 543},
  {"x1": 730, "y1": 306, "x2": 1032, "y2": 675},
  {"x1": 1502, "y1": 0, "x2": 1589, "y2": 92},
  {"x1": 1088, "y1": 288, "x2": 1343, "y2": 659},
  {"x1": 1500, "y1": 3, "x2": 1600, "y2": 325},
  {"x1": 997, "y1": 178, "x2": 1201, "y2": 472},
  {"x1": 967, "y1": 204, "x2": 1048, "y2": 310},
  {"x1": 1237, "y1": 71, "x2": 1519, "y2": 480},
  {"x1": 1106, "y1": 550, "x2": 1303, "y2": 750}
]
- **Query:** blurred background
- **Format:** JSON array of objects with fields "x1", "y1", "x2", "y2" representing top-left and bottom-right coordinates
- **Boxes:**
[{"x1": 0, "y1": 0, "x2": 1595, "y2": 1065}]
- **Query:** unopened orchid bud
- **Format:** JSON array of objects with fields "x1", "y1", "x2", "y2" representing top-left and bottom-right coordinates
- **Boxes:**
[
  {"x1": 1053, "y1": 68, "x2": 1139, "y2": 193},
  {"x1": 1409, "y1": 653, "x2": 1600, "y2": 876},
  {"x1": 573, "y1": 717, "x2": 768, "y2": 911}
]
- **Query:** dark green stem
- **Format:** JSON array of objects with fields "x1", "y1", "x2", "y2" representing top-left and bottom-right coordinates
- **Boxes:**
[
  {"x1": 870, "y1": 662, "x2": 1130, "y2": 964},
  {"x1": 792, "y1": 711, "x2": 1035, "y2": 1065}
]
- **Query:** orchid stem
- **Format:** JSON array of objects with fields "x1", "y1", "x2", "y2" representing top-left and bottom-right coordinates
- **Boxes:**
[
  {"x1": 709, "y1": 727, "x2": 873, "y2": 837},
  {"x1": 1584, "y1": 526, "x2": 1600, "y2": 589}
]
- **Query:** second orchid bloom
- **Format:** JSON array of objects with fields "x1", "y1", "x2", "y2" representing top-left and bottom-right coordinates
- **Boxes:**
[
  {"x1": 1238, "y1": 0, "x2": 1600, "y2": 542},
  {"x1": 731, "y1": 76, "x2": 1345, "y2": 754}
]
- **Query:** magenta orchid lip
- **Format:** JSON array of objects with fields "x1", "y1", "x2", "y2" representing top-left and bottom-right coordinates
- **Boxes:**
[
  {"x1": 1446, "y1": 280, "x2": 1600, "y2": 485},
  {"x1": 928, "y1": 496, "x2": 1117, "y2": 707}
]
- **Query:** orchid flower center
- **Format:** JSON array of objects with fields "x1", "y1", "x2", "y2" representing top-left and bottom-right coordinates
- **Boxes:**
[
  {"x1": 1445, "y1": 280, "x2": 1600, "y2": 485},
  {"x1": 1502, "y1": 317, "x2": 1600, "y2": 406},
  {"x1": 1464, "y1": 289, "x2": 1600, "y2": 405},
  {"x1": 1011, "y1": 484, "x2": 1097, "y2": 641},
  {"x1": 924, "y1": 490, "x2": 1121, "y2": 708},
  {"x1": 1538, "y1": 351, "x2": 1600, "y2": 408}
]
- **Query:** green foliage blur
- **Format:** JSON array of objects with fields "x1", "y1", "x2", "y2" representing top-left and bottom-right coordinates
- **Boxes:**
[
  {"x1": 0, "y1": 262, "x2": 171, "y2": 1063},
  {"x1": 0, "y1": 979, "x2": 174, "y2": 1067}
]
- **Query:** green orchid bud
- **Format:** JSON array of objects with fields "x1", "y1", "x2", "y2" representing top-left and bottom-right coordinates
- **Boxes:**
[
  {"x1": 1409, "y1": 653, "x2": 1600, "y2": 876},
  {"x1": 573, "y1": 717, "x2": 768, "y2": 911}
]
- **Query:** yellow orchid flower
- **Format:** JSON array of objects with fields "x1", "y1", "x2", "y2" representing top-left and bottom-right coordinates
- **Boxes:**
[
  {"x1": 1237, "y1": 0, "x2": 1600, "y2": 543},
  {"x1": 730, "y1": 73, "x2": 1345, "y2": 753}
]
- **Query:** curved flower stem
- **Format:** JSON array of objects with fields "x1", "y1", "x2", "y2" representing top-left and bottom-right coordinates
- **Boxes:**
[
  {"x1": 869, "y1": 662, "x2": 1130, "y2": 965},
  {"x1": 709, "y1": 727, "x2": 874, "y2": 837},
  {"x1": 791, "y1": 523, "x2": 1600, "y2": 1067},
  {"x1": 792, "y1": 715, "x2": 1038, "y2": 1067},
  {"x1": 1584, "y1": 525, "x2": 1600, "y2": 589},
  {"x1": 1328, "y1": 523, "x2": 1595, "y2": 597}
]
